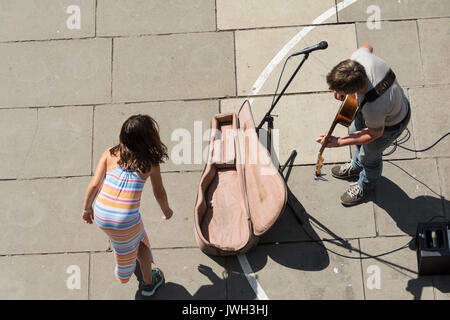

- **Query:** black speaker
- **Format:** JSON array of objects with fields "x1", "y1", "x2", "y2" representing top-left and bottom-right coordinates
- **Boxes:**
[{"x1": 416, "y1": 221, "x2": 450, "y2": 276}]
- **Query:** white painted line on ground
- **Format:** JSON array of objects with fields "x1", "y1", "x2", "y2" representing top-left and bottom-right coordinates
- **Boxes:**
[
  {"x1": 237, "y1": 254, "x2": 269, "y2": 300},
  {"x1": 247, "y1": 0, "x2": 359, "y2": 105},
  {"x1": 238, "y1": 0, "x2": 360, "y2": 300}
]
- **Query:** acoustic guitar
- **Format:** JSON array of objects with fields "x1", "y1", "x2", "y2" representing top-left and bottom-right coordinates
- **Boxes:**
[{"x1": 315, "y1": 93, "x2": 359, "y2": 177}]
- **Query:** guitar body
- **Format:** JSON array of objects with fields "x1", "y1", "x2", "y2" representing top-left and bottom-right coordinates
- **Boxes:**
[
  {"x1": 315, "y1": 93, "x2": 359, "y2": 177},
  {"x1": 334, "y1": 94, "x2": 359, "y2": 128},
  {"x1": 334, "y1": 93, "x2": 358, "y2": 127}
]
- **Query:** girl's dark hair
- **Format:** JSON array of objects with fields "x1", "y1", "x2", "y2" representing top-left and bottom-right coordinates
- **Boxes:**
[
  {"x1": 326, "y1": 59, "x2": 367, "y2": 94},
  {"x1": 110, "y1": 114, "x2": 168, "y2": 174}
]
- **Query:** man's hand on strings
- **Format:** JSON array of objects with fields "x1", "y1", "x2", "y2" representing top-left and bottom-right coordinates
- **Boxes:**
[
  {"x1": 316, "y1": 132, "x2": 340, "y2": 148},
  {"x1": 333, "y1": 90, "x2": 345, "y2": 101}
]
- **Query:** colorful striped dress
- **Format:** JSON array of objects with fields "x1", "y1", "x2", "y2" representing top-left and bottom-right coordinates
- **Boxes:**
[{"x1": 94, "y1": 166, "x2": 152, "y2": 283}]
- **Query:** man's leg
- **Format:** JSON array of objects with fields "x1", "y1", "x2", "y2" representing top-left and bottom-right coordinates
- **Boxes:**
[
  {"x1": 359, "y1": 103, "x2": 411, "y2": 189},
  {"x1": 331, "y1": 114, "x2": 364, "y2": 180},
  {"x1": 357, "y1": 145, "x2": 383, "y2": 190},
  {"x1": 341, "y1": 125, "x2": 407, "y2": 206},
  {"x1": 350, "y1": 113, "x2": 364, "y2": 171}
]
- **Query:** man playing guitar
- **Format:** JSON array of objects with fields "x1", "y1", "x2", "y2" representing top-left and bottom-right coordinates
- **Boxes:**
[{"x1": 316, "y1": 44, "x2": 411, "y2": 206}]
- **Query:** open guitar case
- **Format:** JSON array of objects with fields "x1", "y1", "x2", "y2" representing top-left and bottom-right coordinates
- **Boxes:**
[{"x1": 194, "y1": 100, "x2": 287, "y2": 256}]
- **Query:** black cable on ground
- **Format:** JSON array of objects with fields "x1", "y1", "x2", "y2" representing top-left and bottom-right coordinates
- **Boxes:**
[
  {"x1": 300, "y1": 222, "x2": 413, "y2": 260},
  {"x1": 299, "y1": 215, "x2": 449, "y2": 261},
  {"x1": 383, "y1": 129, "x2": 449, "y2": 156},
  {"x1": 396, "y1": 131, "x2": 450, "y2": 152}
]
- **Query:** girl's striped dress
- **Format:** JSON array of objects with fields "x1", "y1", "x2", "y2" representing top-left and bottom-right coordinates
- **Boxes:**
[{"x1": 94, "y1": 166, "x2": 152, "y2": 283}]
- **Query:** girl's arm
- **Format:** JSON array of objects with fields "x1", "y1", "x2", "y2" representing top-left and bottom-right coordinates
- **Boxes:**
[
  {"x1": 82, "y1": 149, "x2": 109, "y2": 224},
  {"x1": 149, "y1": 164, "x2": 173, "y2": 220}
]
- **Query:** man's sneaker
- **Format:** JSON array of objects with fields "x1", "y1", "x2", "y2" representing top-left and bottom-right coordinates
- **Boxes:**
[
  {"x1": 331, "y1": 162, "x2": 361, "y2": 180},
  {"x1": 340, "y1": 183, "x2": 371, "y2": 206},
  {"x1": 141, "y1": 268, "x2": 165, "y2": 296}
]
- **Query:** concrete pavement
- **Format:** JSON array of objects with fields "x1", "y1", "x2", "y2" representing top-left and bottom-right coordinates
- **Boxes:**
[{"x1": 0, "y1": 0, "x2": 449, "y2": 300}]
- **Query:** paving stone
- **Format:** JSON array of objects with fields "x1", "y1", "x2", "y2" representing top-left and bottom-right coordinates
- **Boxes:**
[
  {"x1": 0, "y1": 106, "x2": 93, "y2": 179},
  {"x1": 221, "y1": 94, "x2": 351, "y2": 165},
  {"x1": 338, "y1": 0, "x2": 450, "y2": 22},
  {"x1": 0, "y1": 108, "x2": 38, "y2": 180},
  {"x1": 418, "y1": 18, "x2": 450, "y2": 86},
  {"x1": 360, "y1": 236, "x2": 434, "y2": 300},
  {"x1": 409, "y1": 86, "x2": 450, "y2": 158},
  {"x1": 437, "y1": 158, "x2": 450, "y2": 216},
  {"x1": 227, "y1": 240, "x2": 364, "y2": 299},
  {"x1": 374, "y1": 159, "x2": 445, "y2": 237},
  {"x1": 0, "y1": 177, "x2": 108, "y2": 255},
  {"x1": 283, "y1": 165, "x2": 376, "y2": 240},
  {"x1": 140, "y1": 171, "x2": 202, "y2": 249},
  {"x1": 89, "y1": 251, "x2": 140, "y2": 300},
  {"x1": 235, "y1": 24, "x2": 357, "y2": 96},
  {"x1": 90, "y1": 248, "x2": 227, "y2": 300},
  {"x1": 0, "y1": 0, "x2": 95, "y2": 42},
  {"x1": 112, "y1": 33, "x2": 235, "y2": 103},
  {"x1": 97, "y1": 0, "x2": 215, "y2": 36},
  {"x1": 432, "y1": 275, "x2": 450, "y2": 300},
  {"x1": 93, "y1": 100, "x2": 219, "y2": 173},
  {"x1": 0, "y1": 38, "x2": 111, "y2": 108},
  {"x1": 355, "y1": 20, "x2": 423, "y2": 87},
  {"x1": 0, "y1": 253, "x2": 89, "y2": 299},
  {"x1": 216, "y1": 0, "x2": 336, "y2": 30}
]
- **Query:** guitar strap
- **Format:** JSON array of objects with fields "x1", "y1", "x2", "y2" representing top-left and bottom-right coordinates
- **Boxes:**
[{"x1": 359, "y1": 69, "x2": 396, "y2": 109}]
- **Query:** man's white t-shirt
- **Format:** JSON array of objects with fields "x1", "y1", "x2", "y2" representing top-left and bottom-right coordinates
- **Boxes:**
[{"x1": 350, "y1": 48, "x2": 409, "y2": 129}]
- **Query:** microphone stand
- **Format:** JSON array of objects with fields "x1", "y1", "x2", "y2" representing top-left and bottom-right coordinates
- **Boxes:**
[
  {"x1": 256, "y1": 53, "x2": 309, "y2": 133},
  {"x1": 256, "y1": 53, "x2": 310, "y2": 225}
]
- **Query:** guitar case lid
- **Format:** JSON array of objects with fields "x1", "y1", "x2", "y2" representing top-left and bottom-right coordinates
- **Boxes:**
[{"x1": 237, "y1": 100, "x2": 287, "y2": 236}]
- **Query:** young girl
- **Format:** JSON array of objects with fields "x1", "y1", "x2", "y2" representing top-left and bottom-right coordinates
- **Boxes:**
[{"x1": 82, "y1": 114, "x2": 173, "y2": 297}]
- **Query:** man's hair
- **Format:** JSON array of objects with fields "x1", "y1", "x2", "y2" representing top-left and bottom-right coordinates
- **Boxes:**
[{"x1": 326, "y1": 59, "x2": 367, "y2": 94}]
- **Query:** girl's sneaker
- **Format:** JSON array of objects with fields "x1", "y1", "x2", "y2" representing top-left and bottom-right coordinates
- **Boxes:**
[{"x1": 141, "y1": 268, "x2": 165, "y2": 296}]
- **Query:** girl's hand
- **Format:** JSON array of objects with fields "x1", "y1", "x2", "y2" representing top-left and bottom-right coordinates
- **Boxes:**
[
  {"x1": 82, "y1": 208, "x2": 94, "y2": 224},
  {"x1": 82, "y1": 149, "x2": 108, "y2": 225},
  {"x1": 162, "y1": 208, "x2": 173, "y2": 220}
]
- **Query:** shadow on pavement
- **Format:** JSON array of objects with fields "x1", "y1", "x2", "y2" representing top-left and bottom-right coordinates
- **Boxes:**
[
  {"x1": 374, "y1": 162, "x2": 450, "y2": 299},
  {"x1": 375, "y1": 164, "x2": 450, "y2": 236},
  {"x1": 215, "y1": 172, "x2": 336, "y2": 300},
  {"x1": 134, "y1": 261, "x2": 227, "y2": 300},
  {"x1": 407, "y1": 275, "x2": 450, "y2": 300},
  {"x1": 132, "y1": 161, "x2": 450, "y2": 300}
]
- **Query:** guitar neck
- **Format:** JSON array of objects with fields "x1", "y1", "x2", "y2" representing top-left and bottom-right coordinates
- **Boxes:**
[
  {"x1": 315, "y1": 120, "x2": 338, "y2": 176},
  {"x1": 318, "y1": 121, "x2": 338, "y2": 155},
  {"x1": 315, "y1": 94, "x2": 358, "y2": 176}
]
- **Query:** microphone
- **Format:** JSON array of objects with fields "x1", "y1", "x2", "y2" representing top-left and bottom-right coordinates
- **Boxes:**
[{"x1": 291, "y1": 41, "x2": 328, "y2": 56}]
